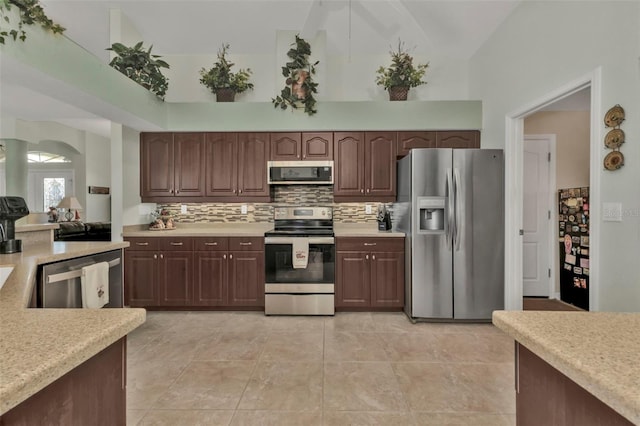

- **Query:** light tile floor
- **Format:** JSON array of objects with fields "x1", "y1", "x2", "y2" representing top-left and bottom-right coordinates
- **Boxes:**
[{"x1": 127, "y1": 311, "x2": 515, "y2": 426}]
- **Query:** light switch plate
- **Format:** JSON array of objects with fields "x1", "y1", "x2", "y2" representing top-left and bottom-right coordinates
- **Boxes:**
[
  {"x1": 365, "y1": 204, "x2": 372, "y2": 214},
  {"x1": 603, "y1": 202, "x2": 622, "y2": 222},
  {"x1": 180, "y1": 204, "x2": 187, "y2": 214},
  {"x1": 241, "y1": 204, "x2": 248, "y2": 214}
]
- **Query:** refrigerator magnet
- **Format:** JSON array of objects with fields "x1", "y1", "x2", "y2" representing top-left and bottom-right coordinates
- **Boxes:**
[
  {"x1": 573, "y1": 266, "x2": 583, "y2": 275},
  {"x1": 564, "y1": 234, "x2": 573, "y2": 254},
  {"x1": 581, "y1": 248, "x2": 589, "y2": 256},
  {"x1": 581, "y1": 236, "x2": 590, "y2": 246},
  {"x1": 573, "y1": 277, "x2": 581, "y2": 287},
  {"x1": 566, "y1": 254, "x2": 576, "y2": 265},
  {"x1": 584, "y1": 268, "x2": 590, "y2": 276},
  {"x1": 579, "y1": 278, "x2": 587, "y2": 289},
  {"x1": 580, "y1": 258, "x2": 590, "y2": 268},
  {"x1": 564, "y1": 263, "x2": 572, "y2": 270},
  {"x1": 572, "y1": 236, "x2": 581, "y2": 244}
]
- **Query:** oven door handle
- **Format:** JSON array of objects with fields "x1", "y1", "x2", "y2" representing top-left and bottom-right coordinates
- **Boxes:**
[{"x1": 265, "y1": 237, "x2": 335, "y2": 245}]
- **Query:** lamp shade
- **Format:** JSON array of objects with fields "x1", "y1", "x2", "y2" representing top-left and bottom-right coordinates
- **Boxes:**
[{"x1": 57, "y1": 196, "x2": 83, "y2": 210}]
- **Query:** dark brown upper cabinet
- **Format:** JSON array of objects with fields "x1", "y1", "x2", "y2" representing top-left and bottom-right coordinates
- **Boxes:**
[
  {"x1": 397, "y1": 131, "x2": 437, "y2": 157},
  {"x1": 140, "y1": 132, "x2": 205, "y2": 201},
  {"x1": 270, "y1": 132, "x2": 333, "y2": 161},
  {"x1": 436, "y1": 130, "x2": 480, "y2": 148},
  {"x1": 205, "y1": 132, "x2": 270, "y2": 201},
  {"x1": 333, "y1": 131, "x2": 396, "y2": 202}
]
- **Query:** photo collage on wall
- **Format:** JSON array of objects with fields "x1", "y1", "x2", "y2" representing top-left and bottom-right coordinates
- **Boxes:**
[{"x1": 558, "y1": 187, "x2": 589, "y2": 310}]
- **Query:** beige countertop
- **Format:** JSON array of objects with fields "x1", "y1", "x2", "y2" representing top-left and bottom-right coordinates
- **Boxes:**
[
  {"x1": 334, "y1": 223, "x2": 405, "y2": 237},
  {"x1": 0, "y1": 241, "x2": 146, "y2": 415},
  {"x1": 123, "y1": 222, "x2": 405, "y2": 238},
  {"x1": 123, "y1": 222, "x2": 273, "y2": 237},
  {"x1": 493, "y1": 310, "x2": 640, "y2": 425}
]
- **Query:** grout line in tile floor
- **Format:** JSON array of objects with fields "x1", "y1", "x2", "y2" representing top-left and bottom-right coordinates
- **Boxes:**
[{"x1": 128, "y1": 311, "x2": 516, "y2": 426}]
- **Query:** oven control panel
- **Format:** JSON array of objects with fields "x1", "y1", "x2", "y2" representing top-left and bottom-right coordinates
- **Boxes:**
[{"x1": 274, "y1": 207, "x2": 332, "y2": 220}]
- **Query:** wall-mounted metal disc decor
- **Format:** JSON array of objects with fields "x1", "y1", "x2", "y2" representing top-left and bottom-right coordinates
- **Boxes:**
[
  {"x1": 603, "y1": 104, "x2": 626, "y2": 171},
  {"x1": 604, "y1": 128, "x2": 625, "y2": 149},
  {"x1": 603, "y1": 151, "x2": 624, "y2": 171},
  {"x1": 604, "y1": 104, "x2": 625, "y2": 128}
]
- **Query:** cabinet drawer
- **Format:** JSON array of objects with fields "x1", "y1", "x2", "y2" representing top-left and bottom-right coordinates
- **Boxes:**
[
  {"x1": 125, "y1": 238, "x2": 160, "y2": 251},
  {"x1": 159, "y1": 237, "x2": 193, "y2": 251},
  {"x1": 229, "y1": 237, "x2": 264, "y2": 251},
  {"x1": 194, "y1": 237, "x2": 229, "y2": 251},
  {"x1": 337, "y1": 237, "x2": 404, "y2": 252}
]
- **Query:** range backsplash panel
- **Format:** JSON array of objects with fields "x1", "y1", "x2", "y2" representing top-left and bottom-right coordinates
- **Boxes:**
[{"x1": 157, "y1": 185, "x2": 394, "y2": 224}]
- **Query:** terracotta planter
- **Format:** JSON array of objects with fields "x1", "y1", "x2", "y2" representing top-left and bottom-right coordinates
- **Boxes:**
[
  {"x1": 215, "y1": 88, "x2": 235, "y2": 102},
  {"x1": 291, "y1": 70, "x2": 309, "y2": 100},
  {"x1": 388, "y1": 86, "x2": 409, "y2": 101}
]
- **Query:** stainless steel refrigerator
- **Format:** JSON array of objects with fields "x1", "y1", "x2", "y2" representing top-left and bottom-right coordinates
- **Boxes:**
[{"x1": 395, "y1": 149, "x2": 504, "y2": 320}]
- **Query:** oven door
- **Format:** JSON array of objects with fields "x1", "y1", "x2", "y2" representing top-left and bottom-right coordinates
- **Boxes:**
[{"x1": 264, "y1": 237, "x2": 334, "y2": 293}]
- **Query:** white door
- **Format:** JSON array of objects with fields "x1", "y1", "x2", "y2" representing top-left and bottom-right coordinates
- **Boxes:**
[{"x1": 523, "y1": 136, "x2": 553, "y2": 297}]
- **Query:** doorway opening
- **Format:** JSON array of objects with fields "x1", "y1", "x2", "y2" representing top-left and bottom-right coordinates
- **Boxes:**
[{"x1": 504, "y1": 68, "x2": 602, "y2": 311}]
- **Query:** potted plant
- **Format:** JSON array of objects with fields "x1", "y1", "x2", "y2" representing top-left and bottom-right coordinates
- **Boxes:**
[
  {"x1": 199, "y1": 43, "x2": 253, "y2": 102},
  {"x1": 375, "y1": 40, "x2": 429, "y2": 101},
  {"x1": 107, "y1": 41, "x2": 170, "y2": 100},
  {"x1": 272, "y1": 34, "x2": 319, "y2": 116},
  {"x1": 0, "y1": 0, "x2": 65, "y2": 44}
]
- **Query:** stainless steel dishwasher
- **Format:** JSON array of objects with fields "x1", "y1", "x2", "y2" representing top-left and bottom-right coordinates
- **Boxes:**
[{"x1": 36, "y1": 249, "x2": 123, "y2": 308}]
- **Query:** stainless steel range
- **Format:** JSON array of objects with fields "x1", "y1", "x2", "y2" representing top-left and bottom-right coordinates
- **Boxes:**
[{"x1": 264, "y1": 206, "x2": 335, "y2": 315}]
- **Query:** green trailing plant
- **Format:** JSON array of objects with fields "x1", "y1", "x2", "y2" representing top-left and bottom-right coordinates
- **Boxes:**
[
  {"x1": 199, "y1": 43, "x2": 254, "y2": 97},
  {"x1": 375, "y1": 40, "x2": 429, "y2": 90},
  {"x1": 0, "y1": 0, "x2": 65, "y2": 44},
  {"x1": 107, "y1": 41, "x2": 170, "y2": 100},
  {"x1": 272, "y1": 34, "x2": 319, "y2": 116}
]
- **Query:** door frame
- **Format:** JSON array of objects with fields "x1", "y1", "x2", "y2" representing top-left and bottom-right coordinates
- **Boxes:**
[
  {"x1": 523, "y1": 134, "x2": 557, "y2": 298},
  {"x1": 504, "y1": 68, "x2": 601, "y2": 311}
]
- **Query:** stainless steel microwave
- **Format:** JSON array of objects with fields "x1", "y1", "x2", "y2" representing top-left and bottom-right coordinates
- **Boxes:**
[{"x1": 268, "y1": 161, "x2": 333, "y2": 184}]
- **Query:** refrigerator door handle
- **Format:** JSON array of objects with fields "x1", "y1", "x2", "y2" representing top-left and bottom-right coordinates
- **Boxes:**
[
  {"x1": 454, "y1": 168, "x2": 462, "y2": 251},
  {"x1": 445, "y1": 168, "x2": 454, "y2": 251}
]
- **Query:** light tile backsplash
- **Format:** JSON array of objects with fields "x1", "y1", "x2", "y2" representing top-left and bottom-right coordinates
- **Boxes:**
[{"x1": 157, "y1": 185, "x2": 393, "y2": 224}]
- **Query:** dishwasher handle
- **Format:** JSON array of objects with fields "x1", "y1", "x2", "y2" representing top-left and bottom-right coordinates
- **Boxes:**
[{"x1": 46, "y1": 258, "x2": 121, "y2": 284}]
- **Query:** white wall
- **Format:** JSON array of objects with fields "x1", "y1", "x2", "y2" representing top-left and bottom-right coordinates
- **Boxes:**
[
  {"x1": 470, "y1": 2, "x2": 640, "y2": 312},
  {"x1": 525, "y1": 111, "x2": 590, "y2": 190},
  {"x1": 85, "y1": 132, "x2": 111, "y2": 222},
  {"x1": 121, "y1": 125, "x2": 155, "y2": 226}
]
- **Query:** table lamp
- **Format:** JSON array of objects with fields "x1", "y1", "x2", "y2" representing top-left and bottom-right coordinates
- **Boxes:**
[{"x1": 57, "y1": 196, "x2": 82, "y2": 222}]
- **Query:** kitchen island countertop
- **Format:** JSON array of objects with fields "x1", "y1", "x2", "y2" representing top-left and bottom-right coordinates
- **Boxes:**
[
  {"x1": 0, "y1": 241, "x2": 145, "y2": 415},
  {"x1": 493, "y1": 310, "x2": 640, "y2": 425}
]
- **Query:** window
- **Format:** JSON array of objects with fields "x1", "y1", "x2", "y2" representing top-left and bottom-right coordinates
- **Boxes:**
[
  {"x1": 43, "y1": 178, "x2": 66, "y2": 210},
  {"x1": 28, "y1": 171, "x2": 74, "y2": 212}
]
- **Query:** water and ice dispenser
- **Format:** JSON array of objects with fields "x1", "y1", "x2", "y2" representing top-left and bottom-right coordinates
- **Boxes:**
[{"x1": 417, "y1": 197, "x2": 446, "y2": 234}]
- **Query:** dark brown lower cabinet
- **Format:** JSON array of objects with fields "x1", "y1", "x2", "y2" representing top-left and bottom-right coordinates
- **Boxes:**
[
  {"x1": 0, "y1": 338, "x2": 126, "y2": 426},
  {"x1": 125, "y1": 236, "x2": 264, "y2": 308},
  {"x1": 124, "y1": 237, "x2": 192, "y2": 307},
  {"x1": 336, "y1": 237, "x2": 404, "y2": 309},
  {"x1": 516, "y1": 343, "x2": 633, "y2": 426}
]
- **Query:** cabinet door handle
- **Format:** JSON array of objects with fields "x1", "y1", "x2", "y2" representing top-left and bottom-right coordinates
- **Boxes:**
[
  {"x1": 135, "y1": 242, "x2": 149, "y2": 246},
  {"x1": 239, "y1": 242, "x2": 252, "y2": 246},
  {"x1": 372, "y1": 255, "x2": 376, "y2": 260},
  {"x1": 223, "y1": 254, "x2": 226, "y2": 259},
  {"x1": 170, "y1": 242, "x2": 183, "y2": 246},
  {"x1": 366, "y1": 188, "x2": 370, "y2": 193},
  {"x1": 360, "y1": 189, "x2": 364, "y2": 193},
  {"x1": 153, "y1": 254, "x2": 157, "y2": 259},
  {"x1": 238, "y1": 189, "x2": 242, "y2": 194},
  {"x1": 365, "y1": 254, "x2": 369, "y2": 260},
  {"x1": 160, "y1": 254, "x2": 164, "y2": 259},
  {"x1": 363, "y1": 243, "x2": 377, "y2": 246},
  {"x1": 230, "y1": 254, "x2": 233, "y2": 259},
  {"x1": 170, "y1": 189, "x2": 174, "y2": 194},
  {"x1": 205, "y1": 242, "x2": 218, "y2": 246}
]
